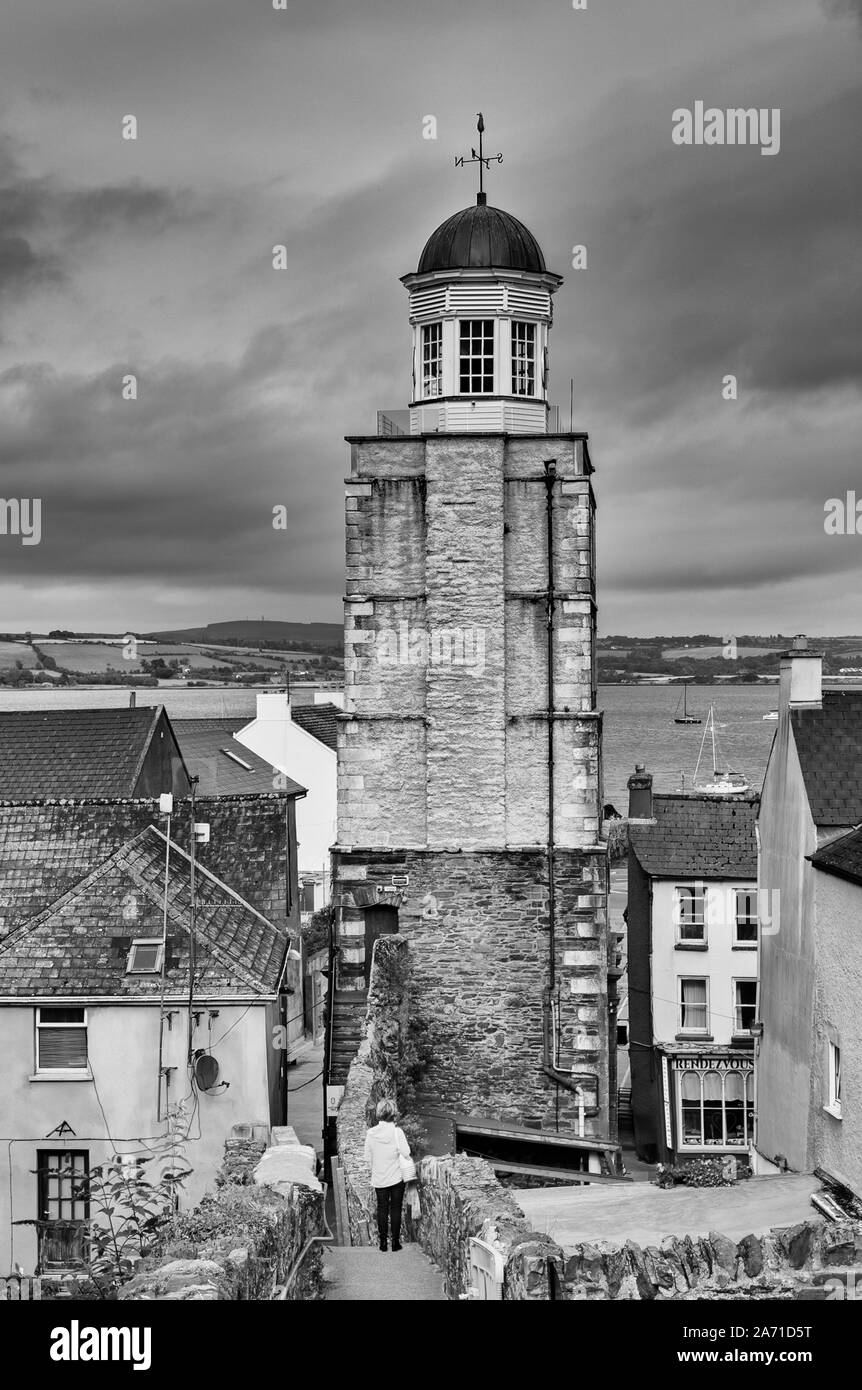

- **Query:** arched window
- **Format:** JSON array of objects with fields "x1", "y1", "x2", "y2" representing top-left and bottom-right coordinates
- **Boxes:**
[{"x1": 680, "y1": 1072, "x2": 702, "y2": 1145}]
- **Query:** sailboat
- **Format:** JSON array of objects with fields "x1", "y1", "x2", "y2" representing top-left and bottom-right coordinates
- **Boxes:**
[
  {"x1": 674, "y1": 681, "x2": 702, "y2": 725},
  {"x1": 693, "y1": 704, "x2": 750, "y2": 794}
]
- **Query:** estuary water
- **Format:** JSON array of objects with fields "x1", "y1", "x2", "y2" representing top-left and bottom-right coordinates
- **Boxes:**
[{"x1": 0, "y1": 681, "x2": 779, "y2": 809}]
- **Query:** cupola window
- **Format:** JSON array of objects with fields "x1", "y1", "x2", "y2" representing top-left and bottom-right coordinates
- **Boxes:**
[
  {"x1": 421, "y1": 323, "x2": 442, "y2": 398},
  {"x1": 459, "y1": 320, "x2": 494, "y2": 394},
  {"x1": 511, "y1": 321, "x2": 536, "y2": 396}
]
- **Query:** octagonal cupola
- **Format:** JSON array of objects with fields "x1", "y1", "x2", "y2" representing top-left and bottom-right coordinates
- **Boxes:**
[{"x1": 401, "y1": 119, "x2": 563, "y2": 435}]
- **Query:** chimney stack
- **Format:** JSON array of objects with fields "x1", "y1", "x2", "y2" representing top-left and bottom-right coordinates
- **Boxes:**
[
  {"x1": 779, "y1": 634, "x2": 823, "y2": 712},
  {"x1": 628, "y1": 763, "x2": 653, "y2": 819},
  {"x1": 129, "y1": 690, "x2": 136, "y2": 709}
]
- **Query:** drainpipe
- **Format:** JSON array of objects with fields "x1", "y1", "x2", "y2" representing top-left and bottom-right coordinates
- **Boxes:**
[
  {"x1": 545, "y1": 458, "x2": 557, "y2": 998},
  {"x1": 540, "y1": 461, "x2": 590, "y2": 1104}
]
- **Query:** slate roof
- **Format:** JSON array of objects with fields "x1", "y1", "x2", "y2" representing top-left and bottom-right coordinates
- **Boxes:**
[
  {"x1": 172, "y1": 719, "x2": 305, "y2": 798},
  {"x1": 791, "y1": 691, "x2": 862, "y2": 827},
  {"x1": 0, "y1": 797, "x2": 291, "y2": 942},
  {"x1": 628, "y1": 793, "x2": 759, "y2": 879},
  {"x1": 291, "y1": 703, "x2": 339, "y2": 752},
  {"x1": 0, "y1": 826, "x2": 287, "y2": 998},
  {"x1": 809, "y1": 824, "x2": 862, "y2": 887},
  {"x1": 0, "y1": 707, "x2": 181, "y2": 799}
]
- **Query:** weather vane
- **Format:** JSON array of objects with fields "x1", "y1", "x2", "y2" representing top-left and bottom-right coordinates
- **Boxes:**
[{"x1": 454, "y1": 113, "x2": 502, "y2": 203}]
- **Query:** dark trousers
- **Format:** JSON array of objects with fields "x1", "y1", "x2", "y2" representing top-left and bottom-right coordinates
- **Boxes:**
[{"x1": 375, "y1": 1181, "x2": 405, "y2": 1248}]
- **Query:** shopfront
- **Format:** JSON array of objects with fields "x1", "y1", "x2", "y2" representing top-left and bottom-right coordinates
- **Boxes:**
[{"x1": 658, "y1": 1050, "x2": 755, "y2": 1163}]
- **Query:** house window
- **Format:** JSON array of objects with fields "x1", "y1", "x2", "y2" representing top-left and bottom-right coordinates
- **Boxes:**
[
  {"x1": 827, "y1": 1042, "x2": 842, "y2": 1119},
  {"x1": 421, "y1": 322, "x2": 442, "y2": 398},
  {"x1": 734, "y1": 979, "x2": 757, "y2": 1033},
  {"x1": 511, "y1": 321, "x2": 536, "y2": 396},
  {"x1": 35, "y1": 1007, "x2": 88, "y2": 1072},
  {"x1": 675, "y1": 886, "x2": 706, "y2": 943},
  {"x1": 616, "y1": 1023, "x2": 629, "y2": 1047},
  {"x1": 734, "y1": 890, "x2": 758, "y2": 944},
  {"x1": 126, "y1": 939, "x2": 163, "y2": 974},
  {"x1": 678, "y1": 1070, "x2": 753, "y2": 1148},
  {"x1": 459, "y1": 320, "x2": 494, "y2": 394},
  {"x1": 678, "y1": 977, "x2": 709, "y2": 1033},
  {"x1": 36, "y1": 1150, "x2": 89, "y2": 1270}
]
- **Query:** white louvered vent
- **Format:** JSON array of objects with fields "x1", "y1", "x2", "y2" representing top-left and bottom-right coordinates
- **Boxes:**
[
  {"x1": 408, "y1": 287, "x2": 448, "y2": 321},
  {"x1": 506, "y1": 286, "x2": 550, "y2": 317},
  {"x1": 448, "y1": 286, "x2": 506, "y2": 315}
]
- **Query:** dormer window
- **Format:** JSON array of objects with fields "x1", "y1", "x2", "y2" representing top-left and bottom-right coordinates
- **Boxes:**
[
  {"x1": 421, "y1": 323, "x2": 442, "y2": 398},
  {"x1": 512, "y1": 322, "x2": 536, "y2": 396},
  {"x1": 459, "y1": 320, "x2": 494, "y2": 394},
  {"x1": 127, "y1": 939, "x2": 163, "y2": 974}
]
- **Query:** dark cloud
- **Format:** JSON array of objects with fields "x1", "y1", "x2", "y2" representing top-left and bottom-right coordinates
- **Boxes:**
[{"x1": 822, "y1": 0, "x2": 862, "y2": 25}]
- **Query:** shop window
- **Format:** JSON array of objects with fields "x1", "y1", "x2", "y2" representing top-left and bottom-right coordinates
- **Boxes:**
[{"x1": 677, "y1": 1068, "x2": 753, "y2": 1149}]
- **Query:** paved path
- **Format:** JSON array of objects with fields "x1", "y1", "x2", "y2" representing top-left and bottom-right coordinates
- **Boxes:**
[
  {"x1": 513, "y1": 1173, "x2": 820, "y2": 1249},
  {"x1": 322, "y1": 1245, "x2": 448, "y2": 1301},
  {"x1": 286, "y1": 1042, "x2": 324, "y2": 1151}
]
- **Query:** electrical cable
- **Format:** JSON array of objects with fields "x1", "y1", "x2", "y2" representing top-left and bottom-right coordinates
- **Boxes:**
[{"x1": 287, "y1": 1070, "x2": 323, "y2": 1092}]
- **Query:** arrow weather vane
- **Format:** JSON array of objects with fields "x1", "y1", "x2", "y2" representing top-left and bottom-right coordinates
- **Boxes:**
[{"x1": 454, "y1": 113, "x2": 502, "y2": 203}]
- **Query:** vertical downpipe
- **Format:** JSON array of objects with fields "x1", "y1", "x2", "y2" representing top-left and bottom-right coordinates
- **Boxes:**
[
  {"x1": 544, "y1": 459, "x2": 558, "y2": 1104},
  {"x1": 187, "y1": 776, "x2": 199, "y2": 1064}
]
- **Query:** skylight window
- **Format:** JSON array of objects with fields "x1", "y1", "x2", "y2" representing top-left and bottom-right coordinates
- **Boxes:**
[
  {"x1": 127, "y1": 939, "x2": 163, "y2": 974},
  {"x1": 220, "y1": 747, "x2": 254, "y2": 770}
]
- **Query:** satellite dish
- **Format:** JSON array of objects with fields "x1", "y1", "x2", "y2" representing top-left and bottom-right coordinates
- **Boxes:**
[{"x1": 193, "y1": 1052, "x2": 220, "y2": 1091}]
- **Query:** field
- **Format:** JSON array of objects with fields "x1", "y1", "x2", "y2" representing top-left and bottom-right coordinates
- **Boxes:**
[
  {"x1": 35, "y1": 640, "x2": 299, "y2": 676},
  {"x1": 662, "y1": 645, "x2": 784, "y2": 661},
  {"x1": 0, "y1": 641, "x2": 40, "y2": 670}
]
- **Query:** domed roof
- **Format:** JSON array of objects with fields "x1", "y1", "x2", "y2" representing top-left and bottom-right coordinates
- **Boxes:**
[{"x1": 418, "y1": 199, "x2": 547, "y2": 275}]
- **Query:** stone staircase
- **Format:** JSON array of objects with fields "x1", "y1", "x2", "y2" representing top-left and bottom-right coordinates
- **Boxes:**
[
  {"x1": 328, "y1": 989, "x2": 368, "y2": 1085},
  {"x1": 321, "y1": 1244, "x2": 447, "y2": 1301}
]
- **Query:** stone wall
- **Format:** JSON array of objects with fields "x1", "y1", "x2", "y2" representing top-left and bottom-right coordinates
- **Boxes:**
[
  {"x1": 336, "y1": 936, "x2": 412, "y2": 1245},
  {"x1": 118, "y1": 1127, "x2": 324, "y2": 1301},
  {"x1": 334, "y1": 847, "x2": 610, "y2": 1134},
  {"x1": 413, "y1": 1153, "x2": 563, "y2": 1300},
  {"x1": 412, "y1": 1152, "x2": 862, "y2": 1301}
]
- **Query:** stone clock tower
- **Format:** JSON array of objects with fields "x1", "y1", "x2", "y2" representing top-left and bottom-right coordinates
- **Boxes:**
[{"x1": 330, "y1": 156, "x2": 613, "y2": 1141}]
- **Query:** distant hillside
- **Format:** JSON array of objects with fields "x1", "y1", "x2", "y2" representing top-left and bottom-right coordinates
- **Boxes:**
[{"x1": 144, "y1": 620, "x2": 343, "y2": 649}]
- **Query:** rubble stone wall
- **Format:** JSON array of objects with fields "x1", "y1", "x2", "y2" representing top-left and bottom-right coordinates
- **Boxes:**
[{"x1": 118, "y1": 1128, "x2": 325, "y2": 1301}]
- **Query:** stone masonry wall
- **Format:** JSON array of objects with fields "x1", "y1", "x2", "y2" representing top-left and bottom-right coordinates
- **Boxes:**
[
  {"x1": 339, "y1": 434, "x2": 601, "y2": 853},
  {"x1": 336, "y1": 936, "x2": 411, "y2": 1246},
  {"x1": 118, "y1": 1127, "x2": 324, "y2": 1301},
  {"x1": 413, "y1": 1152, "x2": 862, "y2": 1301},
  {"x1": 334, "y1": 848, "x2": 610, "y2": 1134}
]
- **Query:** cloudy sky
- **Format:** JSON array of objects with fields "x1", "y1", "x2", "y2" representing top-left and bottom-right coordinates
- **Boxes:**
[{"x1": 0, "y1": 0, "x2": 859, "y2": 635}]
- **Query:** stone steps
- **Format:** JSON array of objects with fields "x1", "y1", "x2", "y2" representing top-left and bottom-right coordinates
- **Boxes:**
[
  {"x1": 328, "y1": 991, "x2": 368, "y2": 1085},
  {"x1": 321, "y1": 1244, "x2": 448, "y2": 1301}
]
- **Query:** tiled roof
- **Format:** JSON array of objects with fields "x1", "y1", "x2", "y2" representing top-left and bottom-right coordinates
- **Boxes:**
[
  {"x1": 0, "y1": 797, "x2": 292, "y2": 941},
  {"x1": 791, "y1": 692, "x2": 862, "y2": 827},
  {"x1": 0, "y1": 707, "x2": 180, "y2": 799},
  {"x1": 0, "y1": 826, "x2": 286, "y2": 997},
  {"x1": 291, "y1": 703, "x2": 339, "y2": 752},
  {"x1": 172, "y1": 720, "x2": 305, "y2": 798},
  {"x1": 809, "y1": 825, "x2": 862, "y2": 887},
  {"x1": 629, "y1": 794, "x2": 759, "y2": 878}
]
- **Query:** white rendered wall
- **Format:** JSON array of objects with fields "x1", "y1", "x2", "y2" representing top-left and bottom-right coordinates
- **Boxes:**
[{"x1": 651, "y1": 879, "x2": 758, "y2": 1045}]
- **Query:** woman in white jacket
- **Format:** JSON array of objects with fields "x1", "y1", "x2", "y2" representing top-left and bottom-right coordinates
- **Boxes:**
[{"x1": 363, "y1": 1098, "x2": 413, "y2": 1252}]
